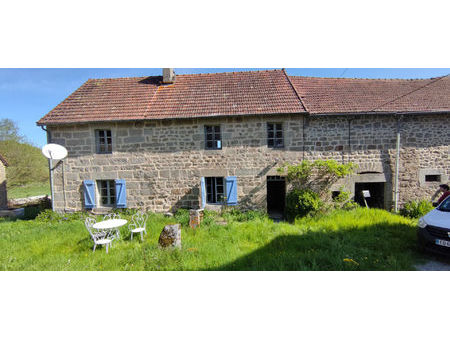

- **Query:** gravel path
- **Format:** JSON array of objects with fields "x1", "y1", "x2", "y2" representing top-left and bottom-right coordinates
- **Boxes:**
[{"x1": 415, "y1": 260, "x2": 450, "y2": 271}]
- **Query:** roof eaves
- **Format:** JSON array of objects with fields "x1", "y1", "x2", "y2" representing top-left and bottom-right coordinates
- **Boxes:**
[
  {"x1": 37, "y1": 111, "x2": 309, "y2": 126},
  {"x1": 308, "y1": 110, "x2": 450, "y2": 117}
]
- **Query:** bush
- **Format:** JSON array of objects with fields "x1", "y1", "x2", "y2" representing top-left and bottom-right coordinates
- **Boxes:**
[
  {"x1": 333, "y1": 189, "x2": 359, "y2": 211},
  {"x1": 286, "y1": 188, "x2": 323, "y2": 221},
  {"x1": 222, "y1": 208, "x2": 267, "y2": 222},
  {"x1": 202, "y1": 210, "x2": 218, "y2": 227},
  {"x1": 174, "y1": 208, "x2": 190, "y2": 227},
  {"x1": 400, "y1": 200, "x2": 434, "y2": 219},
  {"x1": 35, "y1": 209, "x2": 89, "y2": 223}
]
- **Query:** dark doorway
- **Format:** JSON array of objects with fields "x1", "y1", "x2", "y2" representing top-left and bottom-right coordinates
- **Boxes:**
[
  {"x1": 267, "y1": 176, "x2": 286, "y2": 219},
  {"x1": 354, "y1": 182, "x2": 385, "y2": 209}
]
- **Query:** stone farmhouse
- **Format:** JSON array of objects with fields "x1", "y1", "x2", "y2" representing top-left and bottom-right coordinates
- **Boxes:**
[{"x1": 37, "y1": 69, "x2": 449, "y2": 215}]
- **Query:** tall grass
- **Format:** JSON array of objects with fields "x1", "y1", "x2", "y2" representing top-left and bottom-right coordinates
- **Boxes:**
[{"x1": 0, "y1": 208, "x2": 420, "y2": 271}]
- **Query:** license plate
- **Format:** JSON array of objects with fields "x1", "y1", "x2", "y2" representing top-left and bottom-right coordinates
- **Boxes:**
[{"x1": 435, "y1": 239, "x2": 450, "y2": 247}]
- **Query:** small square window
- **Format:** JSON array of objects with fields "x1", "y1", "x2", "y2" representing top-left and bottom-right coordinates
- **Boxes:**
[
  {"x1": 95, "y1": 130, "x2": 112, "y2": 154},
  {"x1": 267, "y1": 123, "x2": 283, "y2": 148},
  {"x1": 97, "y1": 180, "x2": 116, "y2": 206},
  {"x1": 205, "y1": 125, "x2": 222, "y2": 150},
  {"x1": 425, "y1": 174, "x2": 441, "y2": 182},
  {"x1": 205, "y1": 177, "x2": 224, "y2": 203}
]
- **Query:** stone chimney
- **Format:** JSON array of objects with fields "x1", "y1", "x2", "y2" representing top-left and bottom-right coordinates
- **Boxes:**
[{"x1": 162, "y1": 68, "x2": 176, "y2": 84}]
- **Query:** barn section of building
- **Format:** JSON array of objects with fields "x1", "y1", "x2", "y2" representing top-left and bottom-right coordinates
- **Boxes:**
[{"x1": 36, "y1": 69, "x2": 450, "y2": 214}]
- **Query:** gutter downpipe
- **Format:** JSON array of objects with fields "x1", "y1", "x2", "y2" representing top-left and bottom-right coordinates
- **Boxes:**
[
  {"x1": 394, "y1": 115, "x2": 403, "y2": 213},
  {"x1": 41, "y1": 125, "x2": 54, "y2": 211}
]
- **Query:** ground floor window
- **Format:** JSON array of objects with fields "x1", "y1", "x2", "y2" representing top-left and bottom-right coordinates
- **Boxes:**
[
  {"x1": 97, "y1": 180, "x2": 116, "y2": 206},
  {"x1": 206, "y1": 177, "x2": 224, "y2": 203}
]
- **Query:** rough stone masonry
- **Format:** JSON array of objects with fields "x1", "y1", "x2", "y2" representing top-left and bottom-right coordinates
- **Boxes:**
[{"x1": 48, "y1": 112, "x2": 449, "y2": 213}]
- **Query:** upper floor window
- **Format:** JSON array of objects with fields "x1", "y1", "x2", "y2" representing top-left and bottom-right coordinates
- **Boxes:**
[
  {"x1": 205, "y1": 125, "x2": 222, "y2": 150},
  {"x1": 267, "y1": 123, "x2": 284, "y2": 148},
  {"x1": 95, "y1": 130, "x2": 112, "y2": 154}
]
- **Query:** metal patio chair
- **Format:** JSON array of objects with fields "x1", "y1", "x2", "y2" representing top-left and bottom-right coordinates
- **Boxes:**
[
  {"x1": 84, "y1": 217, "x2": 114, "y2": 253},
  {"x1": 128, "y1": 210, "x2": 148, "y2": 241},
  {"x1": 103, "y1": 213, "x2": 121, "y2": 241}
]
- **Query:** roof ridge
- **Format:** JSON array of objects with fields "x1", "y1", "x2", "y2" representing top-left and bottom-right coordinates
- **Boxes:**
[
  {"x1": 175, "y1": 69, "x2": 282, "y2": 77},
  {"x1": 290, "y1": 75, "x2": 444, "y2": 81},
  {"x1": 82, "y1": 69, "x2": 282, "y2": 82},
  {"x1": 88, "y1": 75, "x2": 157, "y2": 81},
  {"x1": 282, "y1": 69, "x2": 308, "y2": 112}
]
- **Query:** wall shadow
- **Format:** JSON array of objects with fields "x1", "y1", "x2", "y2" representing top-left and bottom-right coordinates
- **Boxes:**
[{"x1": 209, "y1": 222, "x2": 426, "y2": 271}]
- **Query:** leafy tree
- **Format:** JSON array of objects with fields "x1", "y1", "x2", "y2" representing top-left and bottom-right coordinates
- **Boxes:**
[
  {"x1": 0, "y1": 140, "x2": 49, "y2": 188},
  {"x1": 0, "y1": 118, "x2": 24, "y2": 142},
  {"x1": 278, "y1": 160, "x2": 357, "y2": 219}
]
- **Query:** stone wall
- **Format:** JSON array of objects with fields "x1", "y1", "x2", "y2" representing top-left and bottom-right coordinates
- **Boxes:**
[
  {"x1": 0, "y1": 162, "x2": 7, "y2": 209},
  {"x1": 48, "y1": 113, "x2": 449, "y2": 212}
]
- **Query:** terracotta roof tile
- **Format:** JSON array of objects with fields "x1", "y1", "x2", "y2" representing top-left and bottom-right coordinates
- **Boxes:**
[
  {"x1": 37, "y1": 70, "x2": 450, "y2": 125},
  {"x1": 289, "y1": 75, "x2": 450, "y2": 114},
  {"x1": 37, "y1": 70, "x2": 305, "y2": 125}
]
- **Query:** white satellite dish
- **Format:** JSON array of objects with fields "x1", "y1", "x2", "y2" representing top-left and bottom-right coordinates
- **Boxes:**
[{"x1": 42, "y1": 143, "x2": 68, "y2": 160}]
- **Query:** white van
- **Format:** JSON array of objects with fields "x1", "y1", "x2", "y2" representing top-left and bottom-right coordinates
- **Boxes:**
[{"x1": 417, "y1": 196, "x2": 450, "y2": 254}]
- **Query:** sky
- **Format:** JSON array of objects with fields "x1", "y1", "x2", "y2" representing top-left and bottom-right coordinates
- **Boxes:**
[{"x1": 0, "y1": 68, "x2": 448, "y2": 148}]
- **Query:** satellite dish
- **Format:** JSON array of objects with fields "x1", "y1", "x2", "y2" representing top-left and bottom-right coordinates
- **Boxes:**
[{"x1": 42, "y1": 143, "x2": 68, "y2": 160}]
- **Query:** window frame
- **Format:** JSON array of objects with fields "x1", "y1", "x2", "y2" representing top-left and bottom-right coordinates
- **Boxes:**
[
  {"x1": 205, "y1": 177, "x2": 225, "y2": 204},
  {"x1": 95, "y1": 129, "x2": 112, "y2": 154},
  {"x1": 204, "y1": 125, "x2": 222, "y2": 150},
  {"x1": 267, "y1": 122, "x2": 284, "y2": 149},
  {"x1": 97, "y1": 180, "x2": 116, "y2": 207}
]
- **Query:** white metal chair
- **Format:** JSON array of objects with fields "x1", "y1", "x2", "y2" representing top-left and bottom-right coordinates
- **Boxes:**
[
  {"x1": 129, "y1": 211, "x2": 148, "y2": 241},
  {"x1": 103, "y1": 213, "x2": 120, "y2": 220},
  {"x1": 85, "y1": 217, "x2": 114, "y2": 253},
  {"x1": 103, "y1": 213, "x2": 121, "y2": 240}
]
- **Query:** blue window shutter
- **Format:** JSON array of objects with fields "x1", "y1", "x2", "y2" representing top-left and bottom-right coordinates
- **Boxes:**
[
  {"x1": 225, "y1": 176, "x2": 238, "y2": 205},
  {"x1": 200, "y1": 177, "x2": 206, "y2": 209},
  {"x1": 115, "y1": 179, "x2": 127, "y2": 208},
  {"x1": 83, "y1": 180, "x2": 96, "y2": 209}
]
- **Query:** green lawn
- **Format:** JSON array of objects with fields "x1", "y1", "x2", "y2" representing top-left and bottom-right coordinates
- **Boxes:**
[
  {"x1": 8, "y1": 181, "x2": 50, "y2": 199},
  {"x1": 0, "y1": 208, "x2": 423, "y2": 270}
]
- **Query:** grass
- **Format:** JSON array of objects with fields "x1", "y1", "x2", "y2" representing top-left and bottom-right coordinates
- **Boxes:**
[
  {"x1": 0, "y1": 208, "x2": 424, "y2": 271},
  {"x1": 8, "y1": 181, "x2": 50, "y2": 199}
]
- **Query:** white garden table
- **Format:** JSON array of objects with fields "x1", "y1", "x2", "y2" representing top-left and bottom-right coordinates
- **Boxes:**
[{"x1": 93, "y1": 219, "x2": 128, "y2": 240}]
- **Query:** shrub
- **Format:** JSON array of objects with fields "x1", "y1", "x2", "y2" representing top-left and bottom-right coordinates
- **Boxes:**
[
  {"x1": 400, "y1": 200, "x2": 434, "y2": 219},
  {"x1": 35, "y1": 209, "x2": 89, "y2": 223},
  {"x1": 202, "y1": 210, "x2": 218, "y2": 227},
  {"x1": 332, "y1": 189, "x2": 359, "y2": 211},
  {"x1": 222, "y1": 208, "x2": 267, "y2": 222},
  {"x1": 286, "y1": 188, "x2": 323, "y2": 221},
  {"x1": 174, "y1": 208, "x2": 190, "y2": 227}
]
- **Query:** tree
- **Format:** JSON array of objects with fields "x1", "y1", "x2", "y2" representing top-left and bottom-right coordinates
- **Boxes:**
[
  {"x1": 0, "y1": 140, "x2": 49, "y2": 188},
  {"x1": 0, "y1": 119, "x2": 48, "y2": 188},
  {"x1": 278, "y1": 160, "x2": 358, "y2": 220},
  {"x1": 0, "y1": 118, "x2": 24, "y2": 142}
]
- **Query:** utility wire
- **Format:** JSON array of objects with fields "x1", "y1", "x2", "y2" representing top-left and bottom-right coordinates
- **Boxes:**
[
  {"x1": 339, "y1": 68, "x2": 348, "y2": 77},
  {"x1": 368, "y1": 73, "x2": 449, "y2": 112}
]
